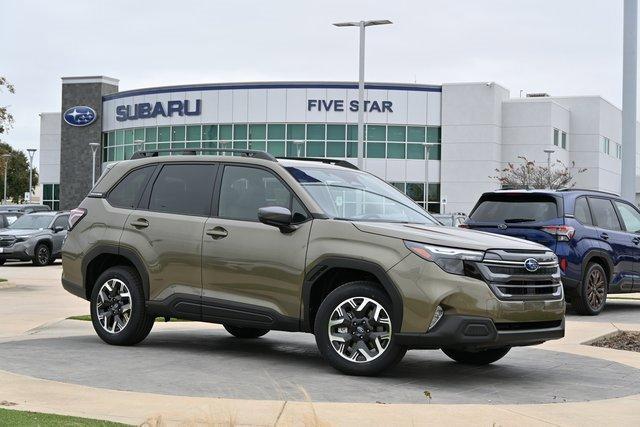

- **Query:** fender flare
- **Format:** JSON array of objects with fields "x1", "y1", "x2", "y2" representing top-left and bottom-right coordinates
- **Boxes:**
[
  {"x1": 81, "y1": 244, "x2": 151, "y2": 300},
  {"x1": 301, "y1": 257, "x2": 404, "y2": 333},
  {"x1": 581, "y1": 248, "x2": 614, "y2": 290}
]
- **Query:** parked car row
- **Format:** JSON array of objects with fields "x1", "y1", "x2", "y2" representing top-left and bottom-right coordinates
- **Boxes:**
[{"x1": 0, "y1": 204, "x2": 69, "y2": 266}]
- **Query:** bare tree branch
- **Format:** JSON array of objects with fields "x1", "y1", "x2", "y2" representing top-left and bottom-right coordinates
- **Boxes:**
[{"x1": 490, "y1": 156, "x2": 586, "y2": 190}]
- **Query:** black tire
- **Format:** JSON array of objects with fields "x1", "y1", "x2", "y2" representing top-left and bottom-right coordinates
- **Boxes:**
[
  {"x1": 314, "y1": 281, "x2": 406, "y2": 376},
  {"x1": 442, "y1": 346, "x2": 511, "y2": 365},
  {"x1": 572, "y1": 262, "x2": 608, "y2": 316},
  {"x1": 223, "y1": 324, "x2": 269, "y2": 339},
  {"x1": 0, "y1": 258, "x2": 5, "y2": 266},
  {"x1": 32, "y1": 243, "x2": 51, "y2": 266},
  {"x1": 90, "y1": 266, "x2": 154, "y2": 346}
]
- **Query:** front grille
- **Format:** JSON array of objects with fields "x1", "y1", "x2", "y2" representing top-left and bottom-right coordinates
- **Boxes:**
[
  {"x1": 495, "y1": 320, "x2": 562, "y2": 331},
  {"x1": 475, "y1": 249, "x2": 562, "y2": 301}
]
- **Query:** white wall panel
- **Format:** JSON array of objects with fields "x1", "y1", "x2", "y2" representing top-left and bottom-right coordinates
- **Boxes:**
[
  {"x1": 200, "y1": 90, "x2": 219, "y2": 124},
  {"x1": 286, "y1": 89, "x2": 307, "y2": 122},
  {"x1": 247, "y1": 89, "x2": 267, "y2": 122},
  {"x1": 384, "y1": 90, "x2": 407, "y2": 125},
  {"x1": 218, "y1": 90, "x2": 233, "y2": 123},
  {"x1": 232, "y1": 89, "x2": 248, "y2": 122},
  {"x1": 427, "y1": 92, "x2": 441, "y2": 125}
]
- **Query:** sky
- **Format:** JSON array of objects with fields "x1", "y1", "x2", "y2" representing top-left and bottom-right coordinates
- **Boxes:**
[{"x1": 0, "y1": 0, "x2": 629, "y2": 166}]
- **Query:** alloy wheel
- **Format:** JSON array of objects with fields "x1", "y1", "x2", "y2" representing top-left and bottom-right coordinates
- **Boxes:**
[
  {"x1": 37, "y1": 246, "x2": 49, "y2": 265},
  {"x1": 327, "y1": 296, "x2": 392, "y2": 363},
  {"x1": 586, "y1": 268, "x2": 606, "y2": 310},
  {"x1": 95, "y1": 278, "x2": 133, "y2": 334}
]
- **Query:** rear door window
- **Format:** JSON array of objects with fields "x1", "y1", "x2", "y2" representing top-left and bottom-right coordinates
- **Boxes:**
[
  {"x1": 470, "y1": 195, "x2": 558, "y2": 223},
  {"x1": 108, "y1": 166, "x2": 156, "y2": 209},
  {"x1": 589, "y1": 198, "x2": 622, "y2": 231},
  {"x1": 148, "y1": 164, "x2": 217, "y2": 216},
  {"x1": 614, "y1": 201, "x2": 640, "y2": 233},
  {"x1": 573, "y1": 197, "x2": 593, "y2": 225}
]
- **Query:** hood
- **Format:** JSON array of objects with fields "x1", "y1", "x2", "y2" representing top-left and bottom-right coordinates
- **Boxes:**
[
  {"x1": 0, "y1": 229, "x2": 42, "y2": 237},
  {"x1": 353, "y1": 222, "x2": 548, "y2": 252}
]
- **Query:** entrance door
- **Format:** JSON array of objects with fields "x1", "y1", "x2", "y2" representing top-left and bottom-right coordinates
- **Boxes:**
[{"x1": 201, "y1": 164, "x2": 312, "y2": 330}]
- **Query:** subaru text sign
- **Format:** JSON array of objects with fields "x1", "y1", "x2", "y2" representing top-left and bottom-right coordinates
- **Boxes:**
[
  {"x1": 116, "y1": 99, "x2": 201, "y2": 122},
  {"x1": 307, "y1": 99, "x2": 393, "y2": 113},
  {"x1": 63, "y1": 106, "x2": 97, "y2": 127}
]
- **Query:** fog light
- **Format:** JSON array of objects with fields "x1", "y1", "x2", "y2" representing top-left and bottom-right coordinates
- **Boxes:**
[{"x1": 428, "y1": 306, "x2": 444, "y2": 331}]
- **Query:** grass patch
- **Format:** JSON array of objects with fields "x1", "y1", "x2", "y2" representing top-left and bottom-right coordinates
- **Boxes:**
[
  {"x1": 591, "y1": 331, "x2": 640, "y2": 352},
  {"x1": 0, "y1": 408, "x2": 129, "y2": 426},
  {"x1": 0, "y1": 278, "x2": 6, "y2": 283},
  {"x1": 68, "y1": 315, "x2": 188, "y2": 322}
]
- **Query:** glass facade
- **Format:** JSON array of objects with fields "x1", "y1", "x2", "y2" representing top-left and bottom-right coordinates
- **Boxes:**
[
  {"x1": 390, "y1": 182, "x2": 441, "y2": 213},
  {"x1": 102, "y1": 123, "x2": 442, "y2": 163},
  {"x1": 42, "y1": 183, "x2": 60, "y2": 210}
]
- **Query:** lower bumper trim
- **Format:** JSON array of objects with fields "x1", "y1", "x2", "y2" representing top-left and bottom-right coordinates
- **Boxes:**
[
  {"x1": 395, "y1": 315, "x2": 565, "y2": 350},
  {"x1": 62, "y1": 278, "x2": 86, "y2": 299}
]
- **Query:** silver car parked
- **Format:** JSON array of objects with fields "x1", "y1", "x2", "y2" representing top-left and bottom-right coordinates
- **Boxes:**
[{"x1": 0, "y1": 211, "x2": 69, "y2": 266}]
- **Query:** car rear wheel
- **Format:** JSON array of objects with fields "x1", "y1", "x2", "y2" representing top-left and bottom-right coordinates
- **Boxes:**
[
  {"x1": 442, "y1": 346, "x2": 511, "y2": 365},
  {"x1": 223, "y1": 325, "x2": 269, "y2": 339},
  {"x1": 314, "y1": 282, "x2": 406, "y2": 376},
  {"x1": 90, "y1": 266, "x2": 154, "y2": 346},
  {"x1": 572, "y1": 263, "x2": 607, "y2": 316},
  {"x1": 32, "y1": 243, "x2": 51, "y2": 266}
]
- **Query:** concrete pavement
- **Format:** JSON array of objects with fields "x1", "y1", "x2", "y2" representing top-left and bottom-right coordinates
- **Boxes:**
[{"x1": 1, "y1": 263, "x2": 640, "y2": 425}]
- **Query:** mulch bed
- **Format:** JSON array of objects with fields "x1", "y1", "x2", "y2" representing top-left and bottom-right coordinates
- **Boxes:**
[{"x1": 591, "y1": 331, "x2": 640, "y2": 353}]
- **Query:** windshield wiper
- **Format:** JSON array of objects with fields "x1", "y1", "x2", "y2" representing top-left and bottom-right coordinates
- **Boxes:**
[{"x1": 503, "y1": 218, "x2": 537, "y2": 223}]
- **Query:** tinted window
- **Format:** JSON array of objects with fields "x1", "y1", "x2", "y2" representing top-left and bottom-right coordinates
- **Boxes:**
[
  {"x1": 291, "y1": 197, "x2": 309, "y2": 223},
  {"x1": 614, "y1": 201, "x2": 640, "y2": 233},
  {"x1": 149, "y1": 164, "x2": 217, "y2": 216},
  {"x1": 470, "y1": 196, "x2": 558, "y2": 223},
  {"x1": 219, "y1": 166, "x2": 291, "y2": 221},
  {"x1": 53, "y1": 215, "x2": 69, "y2": 230},
  {"x1": 573, "y1": 197, "x2": 593, "y2": 225},
  {"x1": 589, "y1": 198, "x2": 621, "y2": 231},
  {"x1": 108, "y1": 166, "x2": 155, "y2": 209}
]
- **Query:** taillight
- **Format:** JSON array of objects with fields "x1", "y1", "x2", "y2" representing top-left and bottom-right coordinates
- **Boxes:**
[
  {"x1": 458, "y1": 223, "x2": 470, "y2": 228},
  {"x1": 541, "y1": 225, "x2": 575, "y2": 241},
  {"x1": 68, "y1": 208, "x2": 87, "y2": 231}
]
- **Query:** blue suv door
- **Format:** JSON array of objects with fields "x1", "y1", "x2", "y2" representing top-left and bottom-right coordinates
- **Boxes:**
[
  {"x1": 588, "y1": 197, "x2": 636, "y2": 292},
  {"x1": 612, "y1": 200, "x2": 640, "y2": 291}
]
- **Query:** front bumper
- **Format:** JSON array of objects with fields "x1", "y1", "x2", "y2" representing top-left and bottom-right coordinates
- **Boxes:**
[
  {"x1": 0, "y1": 243, "x2": 31, "y2": 261},
  {"x1": 395, "y1": 315, "x2": 565, "y2": 350}
]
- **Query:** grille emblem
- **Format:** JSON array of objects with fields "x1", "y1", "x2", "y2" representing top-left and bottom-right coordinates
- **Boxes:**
[
  {"x1": 498, "y1": 223, "x2": 508, "y2": 230},
  {"x1": 524, "y1": 258, "x2": 540, "y2": 272}
]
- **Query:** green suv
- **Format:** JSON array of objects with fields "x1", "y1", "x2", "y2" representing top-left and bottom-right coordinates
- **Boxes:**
[{"x1": 62, "y1": 149, "x2": 565, "y2": 376}]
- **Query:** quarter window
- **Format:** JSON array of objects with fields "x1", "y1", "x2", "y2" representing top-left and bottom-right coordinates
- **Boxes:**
[
  {"x1": 614, "y1": 201, "x2": 640, "y2": 233},
  {"x1": 573, "y1": 197, "x2": 593, "y2": 225},
  {"x1": 107, "y1": 166, "x2": 155, "y2": 209},
  {"x1": 148, "y1": 164, "x2": 217, "y2": 216},
  {"x1": 218, "y1": 166, "x2": 292, "y2": 221},
  {"x1": 588, "y1": 198, "x2": 621, "y2": 231}
]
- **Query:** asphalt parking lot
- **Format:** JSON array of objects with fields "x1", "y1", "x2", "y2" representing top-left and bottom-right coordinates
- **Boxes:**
[{"x1": 1, "y1": 262, "x2": 640, "y2": 407}]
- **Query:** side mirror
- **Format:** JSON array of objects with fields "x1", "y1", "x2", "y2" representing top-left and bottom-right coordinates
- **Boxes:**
[
  {"x1": 53, "y1": 226, "x2": 65, "y2": 233},
  {"x1": 258, "y1": 206, "x2": 296, "y2": 233}
]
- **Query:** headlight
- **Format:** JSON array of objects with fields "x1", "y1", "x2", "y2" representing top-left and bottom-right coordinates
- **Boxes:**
[
  {"x1": 14, "y1": 236, "x2": 31, "y2": 243},
  {"x1": 404, "y1": 241, "x2": 484, "y2": 275}
]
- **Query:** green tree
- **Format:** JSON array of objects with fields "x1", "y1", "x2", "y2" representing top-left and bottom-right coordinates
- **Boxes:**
[
  {"x1": 0, "y1": 142, "x2": 39, "y2": 203},
  {"x1": 0, "y1": 76, "x2": 15, "y2": 135}
]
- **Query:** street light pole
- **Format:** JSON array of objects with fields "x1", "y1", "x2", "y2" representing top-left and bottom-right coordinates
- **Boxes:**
[
  {"x1": 334, "y1": 19, "x2": 392, "y2": 170},
  {"x1": 26, "y1": 148, "x2": 36, "y2": 202},
  {"x1": 2, "y1": 153, "x2": 11, "y2": 204},
  {"x1": 544, "y1": 148, "x2": 555, "y2": 189},
  {"x1": 89, "y1": 143, "x2": 100, "y2": 186},
  {"x1": 621, "y1": 0, "x2": 638, "y2": 201}
]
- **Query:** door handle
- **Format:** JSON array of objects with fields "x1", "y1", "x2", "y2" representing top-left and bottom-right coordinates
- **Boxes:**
[
  {"x1": 130, "y1": 218, "x2": 149, "y2": 228},
  {"x1": 600, "y1": 232, "x2": 609, "y2": 240},
  {"x1": 206, "y1": 226, "x2": 228, "y2": 239}
]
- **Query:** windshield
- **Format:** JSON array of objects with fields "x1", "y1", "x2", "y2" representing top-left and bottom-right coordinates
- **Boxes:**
[
  {"x1": 8, "y1": 214, "x2": 53, "y2": 230},
  {"x1": 285, "y1": 166, "x2": 438, "y2": 224}
]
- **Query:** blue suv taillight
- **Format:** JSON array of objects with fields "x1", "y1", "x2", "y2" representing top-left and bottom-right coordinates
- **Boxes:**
[{"x1": 541, "y1": 225, "x2": 575, "y2": 242}]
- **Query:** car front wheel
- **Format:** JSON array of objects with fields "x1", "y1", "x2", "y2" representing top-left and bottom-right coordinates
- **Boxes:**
[
  {"x1": 90, "y1": 266, "x2": 155, "y2": 346},
  {"x1": 32, "y1": 243, "x2": 51, "y2": 266},
  {"x1": 314, "y1": 282, "x2": 406, "y2": 376}
]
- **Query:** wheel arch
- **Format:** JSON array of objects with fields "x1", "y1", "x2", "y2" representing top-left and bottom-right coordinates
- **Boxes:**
[
  {"x1": 82, "y1": 245, "x2": 150, "y2": 301},
  {"x1": 581, "y1": 249, "x2": 613, "y2": 288},
  {"x1": 301, "y1": 257, "x2": 404, "y2": 333}
]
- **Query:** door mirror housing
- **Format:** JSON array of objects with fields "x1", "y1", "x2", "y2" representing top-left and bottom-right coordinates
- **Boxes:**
[
  {"x1": 258, "y1": 206, "x2": 297, "y2": 233},
  {"x1": 53, "y1": 226, "x2": 65, "y2": 233}
]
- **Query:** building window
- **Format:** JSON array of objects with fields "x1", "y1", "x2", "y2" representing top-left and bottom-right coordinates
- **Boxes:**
[
  {"x1": 601, "y1": 137, "x2": 611, "y2": 155},
  {"x1": 561, "y1": 131, "x2": 567, "y2": 149},
  {"x1": 553, "y1": 129, "x2": 559, "y2": 146},
  {"x1": 101, "y1": 124, "x2": 442, "y2": 163},
  {"x1": 388, "y1": 182, "x2": 441, "y2": 213},
  {"x1": 42, "y1": 183, "x2": 60, "y2": 211}
]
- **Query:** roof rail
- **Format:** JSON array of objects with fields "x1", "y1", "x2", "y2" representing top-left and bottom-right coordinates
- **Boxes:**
[
  {"x1": 556, "y1": 188, "x2": 620, "y2": 196},
  {"x1": 130, "y1": 148, "x2": 276, "y2": 161},
  {"x1": 276, "y1": 157, "x2": 359, "y2": 170}
]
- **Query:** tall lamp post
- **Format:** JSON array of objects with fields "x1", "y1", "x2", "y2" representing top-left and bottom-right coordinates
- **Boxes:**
[
  {"x1": 544, "y1": 148, "x2": 555, "y2": 189},
  {"x1": 333, "y1": 19, "x2": 392, "y2": 170},
  {"x1": 89, "y1": 143, "x2": 100, "y2": 186},
  {"x1": 2, "y1": 153, "x2": 11, "y2": 204},
  {"x1": 26, "y1": 148, "x2": 36, "y2": 202}
]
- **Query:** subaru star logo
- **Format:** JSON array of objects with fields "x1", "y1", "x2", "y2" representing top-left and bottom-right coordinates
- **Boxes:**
[
  {"x1": 498, "y1": 223, "x2": 508, "y2": 230},
  {"x1": 524, "y1": 258, "x2": 540, "y2": 272},
  {"x1": 64, "y1": 106, "x2": 97, "y2": 127}
]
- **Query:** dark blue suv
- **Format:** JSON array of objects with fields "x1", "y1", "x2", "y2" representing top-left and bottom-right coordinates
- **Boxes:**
[{"x1": 465, "y1": 189, "x2": 640, "y2": 315}]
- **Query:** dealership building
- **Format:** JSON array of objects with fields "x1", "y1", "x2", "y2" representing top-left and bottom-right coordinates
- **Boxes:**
[{"x1": 38, "y1": 76, "x2": 640, "y2": 213}]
